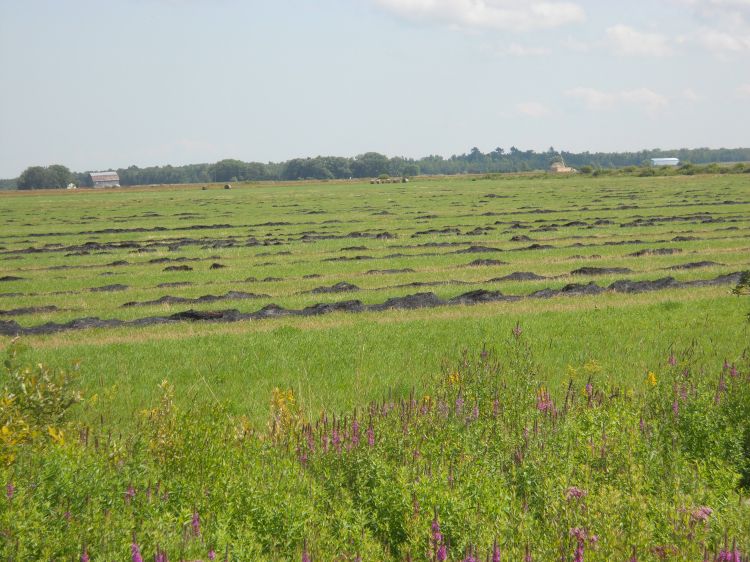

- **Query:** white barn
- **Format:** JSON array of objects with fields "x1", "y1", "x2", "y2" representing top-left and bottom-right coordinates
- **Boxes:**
[
  {"x1": 90, "y1": 171, "x2": 120, "y2": 187},
  {"x1": 651, "y1": 158, "x2": 679, "y2": 167}
]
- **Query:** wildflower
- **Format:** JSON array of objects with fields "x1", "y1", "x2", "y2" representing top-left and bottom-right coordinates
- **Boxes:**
[
  {"x1": 565, "y1": 486, "x2": 587, "y2": 501},
  {"x1": 647, "y1": 372, "x2": 657, "y2": 387},
  {"x1": 437, "y1": 544, "x2": 447, "y2": 561},
  {"x1": 81, "y1": 547, "x2": 89, "y2": 562},
  {"x1": 366, "y1": 423, "x2": 375, "y2": 448},
  {"x1": 455, "y1": 391, "x2": 464, "y2": 415},
  {"x1": 672, "y1": 399, "x2": 679, "y2": 417},
  {"x1": 470, "y1": 402, "x2": 479, "y2": 421},
  {"x1": 512, "y1": 322, "x2": 522, "y2": 338},
  {"x1": 302, "y1": 539, "x2": 311, "y2": 562},
  {"x1": 351, "y1": 418, "x2": 360, "y2": 446},
  {"x1": 668, "y1": 353, "x2": 677, "y2": 366},
  {"x1": 208, "y1": 550, "x2": 216, "y2": 561},
  {"x1": 690, "y1": 506, "x2": 713, "y2": 523},
  {"x1": 729, "y1": 364, "x2": 738, "y2": 377},
  {"x1": 492, "y1": 540, "x2": 501, "y2": 562},
  {"x1": 155, "y1": 550, "x2": 167, "y2": 562},
  {"x1": 585, "y1": 383, "x2": 593, "y2": 398},
  {"x1": 191, "y1": 509, "x2": 201, "y2": 536},
  {"x1": 5, "y1": 482, "x2": 14, "y2": 500},
  {"x1": 523, "y1": 544, "x2": 532, "y2": 562},
  {"x1": 537, "y1": 387, "x2": 553, "y2": 414},
  {"x1": 125, "y1": 484, "x2": 136, "y2": 504},
  {"x1": 570, "y1": 528, "x2": 588, "y2": 562},
  {"x1": 431, "y1": 516, "x2": 443, "y2": 544},
  {"x1": 131, "y1": 542, "x2": 143, "y2": 562}
]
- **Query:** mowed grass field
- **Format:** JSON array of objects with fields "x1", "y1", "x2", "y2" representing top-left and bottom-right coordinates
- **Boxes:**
[{"x1": 1, "y1": 173, "x2": 749, "y2": 426}]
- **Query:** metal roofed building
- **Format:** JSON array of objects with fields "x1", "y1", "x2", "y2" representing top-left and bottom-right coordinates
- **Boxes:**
[
  {"x1": 651, "y1": 158, "x2": 679, "y2": 167},
  {"x1": 90, "y1": 171, "x2": 120, "y2": 187}
]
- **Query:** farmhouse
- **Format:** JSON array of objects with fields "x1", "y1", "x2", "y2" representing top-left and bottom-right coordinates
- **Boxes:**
[
  {"x1": 90, "y1": 171, "x2": 120, "y2": 188},
  {"x1": 651, "y1": 158, "x2": 679, "y2": 167}
]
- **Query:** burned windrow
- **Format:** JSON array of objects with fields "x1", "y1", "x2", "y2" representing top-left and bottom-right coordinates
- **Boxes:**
[{"x1": 0, "y1": 271, "x2": 743, "y2": 337}]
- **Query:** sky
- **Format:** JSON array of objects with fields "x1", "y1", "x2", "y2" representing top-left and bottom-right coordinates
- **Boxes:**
[{"x1": 0, "y1": 0, "x2": 749, "y2": 177}]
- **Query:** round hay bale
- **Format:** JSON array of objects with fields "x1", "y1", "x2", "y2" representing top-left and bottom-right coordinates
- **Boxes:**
[{"x1": 224, "y1": 184, "x2": 232, "y2": 190}]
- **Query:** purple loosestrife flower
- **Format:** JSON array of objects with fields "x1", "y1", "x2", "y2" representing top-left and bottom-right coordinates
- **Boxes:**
[
  {"x1": 668, "y1": 353, "x2": 677, "y2": 366},
  {"x1": 570, "y1": 528, "x2": 587, "y2": 562},
  {"x1": 155, "y1": 550, "x2": 167, "y2": 562},
  {"x1": 437, "y1": 544, "x2": 447, "y2": 562},
  {"x1": 208, "y1": 550, "x2": 216, "y2": 561},
  {"x1": 131, "y1": 542, "x2": 143, "y2": 562},
  {"x1": 191, "y1": 510, "x2": 201, "y2": 536},
  {"x1": 125, "y1": 484, "x2": 136, "y2": 505},
  {"x1": 367, "y1": 423, "x2": 375, "y2": 448},
  {"x1": 565, "y1": 486, "x2": 587, "y2": 501},
  {"x1": 492, "y1": 540, "x2": 501, "y2": 562},
  {"x1": 455, "y1": 391, "x2": 464, "y2": 416},
  {"x1": 80, "y1": 547, "x2": 89, "y2": 562},
  {"x1": 431, "y1": 516, "x2": 443, "y2": 544},
  {"x1": 351, "y1": 418, "x2": 360, "y2": 446},
  {"x1": 730, "y1": 363, "x2": 738, "y2": 378},
  {"x1": 690, "y1": 506, "x2": 713, "y2": 523},
  {"x1": 5, "y1": 482, "x2": 14, "y2": 500},
  {"x1": 302, "y1": 540, "x2": 311, "y2": 562},
  {"x1": 672, "y1": 399, "x2": 679, "y2": 417},
  {"x1": 523, "y1": 544, "x2": 532, "y2": 562}
]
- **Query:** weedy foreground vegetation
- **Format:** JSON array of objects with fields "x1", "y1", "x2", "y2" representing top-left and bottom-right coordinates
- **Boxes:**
[{"x1": 0, "y1": 173, "x2": 749, "y2": 559}]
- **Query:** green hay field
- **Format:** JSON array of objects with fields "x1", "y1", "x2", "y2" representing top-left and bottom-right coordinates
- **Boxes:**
[{"x1": 1, "y1": 173, "x2": 749, "y2": 425}]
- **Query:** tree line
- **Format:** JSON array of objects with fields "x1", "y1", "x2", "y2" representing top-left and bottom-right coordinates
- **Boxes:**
[{"x1": 6, "y1": 146, "x2": 750, "y2": 189}]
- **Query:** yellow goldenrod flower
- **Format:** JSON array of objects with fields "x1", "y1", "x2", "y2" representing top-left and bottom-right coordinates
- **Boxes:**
[{"x1": 647, "y1": 371, "x2": 657, "y2": 387}]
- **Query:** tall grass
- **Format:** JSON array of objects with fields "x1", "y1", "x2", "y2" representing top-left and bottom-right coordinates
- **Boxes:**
[{"x1": 2, "y1": 327, "x2": 748, "y2": 560}]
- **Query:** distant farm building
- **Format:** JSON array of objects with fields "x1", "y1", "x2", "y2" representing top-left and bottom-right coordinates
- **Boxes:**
[
  {"x1": 651, "y1": 158, "x2": 679, "y2": 167},
  {"x1": 549, "y1": 161, "x2": 576, "y2": 174},
  {"x1": 90, "y1": 171, "x2": 120, "y2": 187}
]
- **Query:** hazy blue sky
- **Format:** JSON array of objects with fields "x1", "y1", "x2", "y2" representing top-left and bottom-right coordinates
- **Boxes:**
[{"x1": 1, "y1": 0, "x2": 748, "y2": 177}]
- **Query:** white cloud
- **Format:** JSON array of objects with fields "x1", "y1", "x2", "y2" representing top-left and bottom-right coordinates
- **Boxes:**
[
  {"x1": 372, "y1": 0, "x2": 586, "y2": 31},
  {"x1": 666, "y1": 0, "x2": 750, "y2": 53},
  {"x1": 606, "y1": 24, "x2": 674, "y2": 56},
  {"x1": 682, "y1": 88, "x2": 701, "y2": 101},
  {"x1": 517, "y1": 101, "x2": 551, "y2": 117},
  {"x1": 503, "y1": 43, "x2": 551, "y2": 56},
  {"x1": 565, "y1": 87, "x2": 669, "y2": 112},
  {"x1": 695, "y1": 27, "x2": 750, "y2": 51},
  {"x1": 738, "y1": 84, "x2": 750, "y2": 97}
]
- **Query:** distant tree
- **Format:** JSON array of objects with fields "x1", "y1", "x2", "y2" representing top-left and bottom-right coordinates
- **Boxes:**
[
  {"x1": 210, "y1": 159, "x2": 247, "y2": 183},
  {"x1": 351, "y1": 152, "x2": 389, "y2": 178},
  {"x1": 468, "y1": 147, "x2": 484, "y2": 163},
  {"x1": 402, "y1": 163, "x2": 420, "y2": 177},
  {"x1": 17, "y1": 164, "x2": 72, "y2": 189}
]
